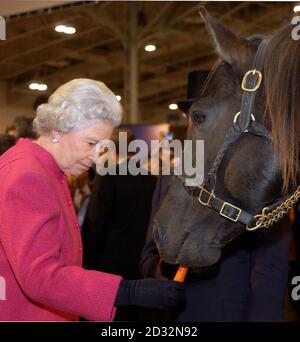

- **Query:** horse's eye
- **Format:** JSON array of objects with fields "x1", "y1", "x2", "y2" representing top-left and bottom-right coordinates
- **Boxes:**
[{"x1": 192, "y1": 111, "x2": 206, "y2": 125}]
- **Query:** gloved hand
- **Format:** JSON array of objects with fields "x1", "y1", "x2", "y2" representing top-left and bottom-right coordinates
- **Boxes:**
[{"x1": 114, "y1": 278, "x2": 185, "y2": 310}]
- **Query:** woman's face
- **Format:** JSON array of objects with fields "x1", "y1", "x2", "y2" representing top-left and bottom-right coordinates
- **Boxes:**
[{"x1": 55, "y1": 119, "x2": 114, "y2": 177}]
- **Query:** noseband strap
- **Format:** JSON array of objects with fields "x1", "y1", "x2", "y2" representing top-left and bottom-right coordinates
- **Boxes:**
[{"x1": 184, "y1": 184, "x2": 257, "y2": 227}]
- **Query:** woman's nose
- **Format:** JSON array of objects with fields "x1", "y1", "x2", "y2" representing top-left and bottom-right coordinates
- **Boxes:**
[{"x1": 89, "y1": 148, "x2": 99, "y2": 164}]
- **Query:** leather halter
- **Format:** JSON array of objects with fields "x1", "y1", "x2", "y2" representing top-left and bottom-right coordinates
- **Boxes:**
[{"x1": 181, "y1": 38, "x2": 300, "y2": 231}]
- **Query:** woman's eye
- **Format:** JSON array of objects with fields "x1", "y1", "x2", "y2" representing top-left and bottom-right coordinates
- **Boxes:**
[
  {"x1": 191, "y1": 111, "x2": 206, "y2": 125},
  {"x1": 88, "y1": 142, "x2": 96, "y2": 147}
]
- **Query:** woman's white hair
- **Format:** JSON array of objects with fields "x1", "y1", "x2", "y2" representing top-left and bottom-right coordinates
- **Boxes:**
[{"x1": 33, "y1": 78, "x2": 123, "y2": 134}]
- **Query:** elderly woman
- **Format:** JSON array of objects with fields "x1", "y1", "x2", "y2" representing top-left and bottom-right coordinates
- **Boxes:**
[{"x1": 0, "y1": 79, "x2": 184, "y2": 321}]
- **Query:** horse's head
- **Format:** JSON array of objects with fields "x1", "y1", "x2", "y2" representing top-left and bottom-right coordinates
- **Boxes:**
[{"x1": 153, "y1": 8, "x2": 300, "y2": 269}]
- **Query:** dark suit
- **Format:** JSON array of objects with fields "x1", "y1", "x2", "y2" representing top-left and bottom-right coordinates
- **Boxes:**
[
  {"x1": 140, "y1": 176, "x2": 292, "y2": 322},
  {"x1": 81, "y1": 164, "x2": 157, "y2": 321},
  {"x1": 82, "y1": 166, "x2": 157, "y2": 279}
]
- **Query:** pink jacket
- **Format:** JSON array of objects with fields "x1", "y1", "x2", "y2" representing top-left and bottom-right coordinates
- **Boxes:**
[{"x1": 0, "y1": 139, "x2": 122, "y2": 321}]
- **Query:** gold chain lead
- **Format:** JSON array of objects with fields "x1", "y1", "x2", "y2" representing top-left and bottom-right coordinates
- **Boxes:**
[{"x1": 246, "y1": 186, "x2": 300, "y2": 231}]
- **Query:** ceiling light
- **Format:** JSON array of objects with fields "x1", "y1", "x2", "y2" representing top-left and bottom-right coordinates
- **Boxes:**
[
  {"x1": 116, "y1": 95, "x2": 121, "y2": 101},
  {"x1": 145, "y1": 44, "x2": 156, "y2": 52},
  {"x1": 38, "y1": 84, "x2": 48, "y2": 91},
  {"x1": 29, "y1": 83, "x2": 39, "y2": 90},
  {"x1": 294, "y1": 5, "x2": 300, "y2": 12},
  {"x1": 29, "y1": 82, "x2": 48, "y2": 91},
  {"x1": 169, "y1": 103, "x2": 178, "y2": 110},
  {"x1": 55, "y1": 25, "x2": 76, "y2": 34},
  {"x1": 55, "y1": 25, "x2": 66, "y2": 33},
  {"x1": 64, "y1": 26, "x2": 76, "y2": 34}
]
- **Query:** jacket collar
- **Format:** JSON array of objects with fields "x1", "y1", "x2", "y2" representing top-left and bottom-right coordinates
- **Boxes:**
[{"x1": 17, "y1": 138, "x2": 65, "y2": 180}]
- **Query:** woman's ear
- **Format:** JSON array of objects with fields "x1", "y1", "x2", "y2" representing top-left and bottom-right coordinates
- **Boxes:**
[{"x1": 52, "y1": 131, "x2": 61, "y2": 143}]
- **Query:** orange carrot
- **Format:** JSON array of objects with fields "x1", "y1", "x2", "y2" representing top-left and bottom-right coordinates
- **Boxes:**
[{"x1": 173, "y1": 266, "x2": 188, "y2": 282}]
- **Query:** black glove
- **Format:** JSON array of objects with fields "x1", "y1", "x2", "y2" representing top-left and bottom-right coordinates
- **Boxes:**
[{"x1": 114, "y1": 278, "x2": 185, "y2": 310}]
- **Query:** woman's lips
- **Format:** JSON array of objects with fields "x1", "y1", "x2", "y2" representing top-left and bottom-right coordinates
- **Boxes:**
[{"x1": 79, "y1": 163, "x2": 90, "y2": 170}]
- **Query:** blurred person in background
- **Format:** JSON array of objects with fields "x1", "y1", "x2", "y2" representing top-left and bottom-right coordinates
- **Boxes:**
[
  {"x1": 13, "y1": 116, "x2": 37, "y2": 139},
  {"x1": 82, "y1": 127, "x2": 158, "y2": 321},
  {"x1": 0, "y1": 134, "x2": 16, "y2": 156},
  {"x1": 5, "y1": 125, "x2": 17, "y2": 137}
]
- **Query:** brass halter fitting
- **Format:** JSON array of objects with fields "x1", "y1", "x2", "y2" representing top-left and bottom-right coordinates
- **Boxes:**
[{"x1": 241, "y1": 69, "x2": 263, "y2": 92}]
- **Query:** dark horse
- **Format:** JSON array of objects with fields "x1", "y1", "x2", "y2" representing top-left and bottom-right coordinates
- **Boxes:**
[{"x1": 153, "y1": 8, "x2": 300, "y2": 269}]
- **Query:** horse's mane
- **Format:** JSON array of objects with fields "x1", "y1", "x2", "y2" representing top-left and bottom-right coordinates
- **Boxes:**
[{"x1": 264, "y1": 24, "x2": 300, "y2": 193}]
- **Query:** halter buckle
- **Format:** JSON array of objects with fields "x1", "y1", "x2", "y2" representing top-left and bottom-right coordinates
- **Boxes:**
[
  {"x1": 241, "y1": 69, "x2": 263, "y2": 92},
  {"x1": 220, "y1": 202, "x2": 242, "y2": 222},
  {"x1": 198, "y1": 187, "x2": 215, "y2": 207}
]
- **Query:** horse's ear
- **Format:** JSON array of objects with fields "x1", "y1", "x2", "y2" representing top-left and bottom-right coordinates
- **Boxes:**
[{"x1": 199, "y1": 7, "x2": 255, "y2": 74}]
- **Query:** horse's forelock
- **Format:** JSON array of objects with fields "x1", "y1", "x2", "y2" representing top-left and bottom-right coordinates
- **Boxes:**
[{"x1": 200, "y1": 61, "x2": 238, "y2": 99}]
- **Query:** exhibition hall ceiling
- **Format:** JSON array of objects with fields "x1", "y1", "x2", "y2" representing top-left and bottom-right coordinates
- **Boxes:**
[{"x1": 0, "y1": 1, "x2": 294, "y2": 122}]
